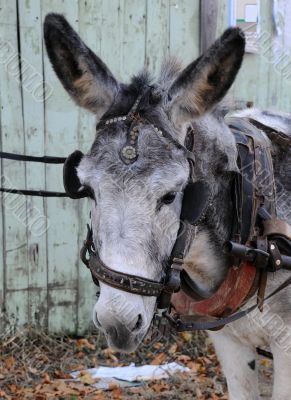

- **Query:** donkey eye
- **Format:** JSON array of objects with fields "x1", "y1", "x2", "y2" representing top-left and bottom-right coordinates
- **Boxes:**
[{"x1": 161, "y1": 191, "x2": 177, "y2": 205}]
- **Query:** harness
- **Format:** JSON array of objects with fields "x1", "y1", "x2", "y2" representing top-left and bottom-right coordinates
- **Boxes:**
[{"x1": 2, "y1": 94, "x2": 291, "y2": 334}]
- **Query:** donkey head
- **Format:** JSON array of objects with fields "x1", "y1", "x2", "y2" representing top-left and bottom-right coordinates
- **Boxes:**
[{"x1": 44, "y1": 13, "x2": 244, "y2": 352}]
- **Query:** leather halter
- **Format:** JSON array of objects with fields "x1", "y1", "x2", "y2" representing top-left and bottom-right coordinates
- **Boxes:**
[{"x1": 80, "y1": 91, "x2": 201, "y2": 307}]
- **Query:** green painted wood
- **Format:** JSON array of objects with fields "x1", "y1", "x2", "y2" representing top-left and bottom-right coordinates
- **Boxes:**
[
  {"x1": 77, "y1": 0, "x2": 102, "y2": 333},
  {"x1": 146, "y1": 0, "x2": 170, "y2": 74},
  {"x1": 18, "y1": 0, "x2": 48, "y2": 329},
  {"x1": 213, "y1": 0, "x2": 291, "y2": 113},
  {"x1": 100, "y1": 0, "x2": 124, "y2": 80},
  {"x1": 41, "y1": 0, "x2": 80, "y2": 334},
  {"x1": 121, "y1": 0, "x2": 146, "y2": 80},
  {"x1": 5, "y1": 0, "x2": 291, "y2": 334},
  {"x1": 169, "y1": 0, "x2": 200, "y2": 65},
  {"x1": 0, "y1": 0, "x2": 28, "y2": 328},
  {"x1": 276, "y1": 0, "x2": 291, "y2": 113}
]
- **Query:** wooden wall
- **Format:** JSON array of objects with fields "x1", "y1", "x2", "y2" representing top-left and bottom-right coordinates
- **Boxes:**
[
  {"x1": 0, "y1": 0, "x2": 200, "y2": 334},
  {"x1": 1, "y1": 0, "x2": 290, "y2": 334}
]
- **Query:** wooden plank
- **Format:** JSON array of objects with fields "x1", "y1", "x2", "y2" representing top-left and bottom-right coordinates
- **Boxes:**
[
  {"x1": 41, "y1": 0, "x2": 80, "y2": 334},
  {"x1": 18, "y1": 0, "x2": 48, "y2": 328},
  {"x1": 253, "y1": 1, "x2": 277, "y2": 110},
  {"x1": 0, "y1": 112, "x2": 4, "y2": 332},
  {"x1": 100, "y1": 0, "x2": 124, "y2": 80},
  {"x1": 200, "y1": 0, "x2": 218, "y2": 52},
  {"x1": 169, "y1": 0, "x2": 200, "y2": 65},
  {"x1": 214, "y1": 0, "x2": 228, "y2": 37},
  {"x1": 120, "y1": 0, "x2": 146, "y2": 80},
  {"x1": 77, "y1": 0, "x2": 102, "y2": 334},
  {"x1": 145, "y1": 0, "x2": 170, "y2": 75},
  {"x1": 277, "y1": 0, "x2": 291, "y2": 112},
  {"x1": 0, "y1": 0, "x2": 29, "y2": 328}
]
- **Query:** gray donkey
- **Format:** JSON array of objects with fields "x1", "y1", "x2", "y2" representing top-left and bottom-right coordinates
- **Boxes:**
[{"x1": 44, "y1": 13, "x2": 291, "y2": 400}]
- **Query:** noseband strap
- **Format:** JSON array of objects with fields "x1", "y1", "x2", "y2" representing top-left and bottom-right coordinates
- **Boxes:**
[{"x1": 80, "y1": 224, "x2": 182, "y2": 297}]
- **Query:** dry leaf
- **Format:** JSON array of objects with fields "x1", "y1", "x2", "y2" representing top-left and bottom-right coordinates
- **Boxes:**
[
  {"x1": 151, "y1": 382, "x2": 170, "y2": 392},
  {"x1": 78, "y1": 372, "x2": 95, "y2": 385},
  {"x1": 176, "y1": 354, "x2": 191, "y2": 364},
  {"x1": 112, "y1": 386, "x2": 123, "y2": 399},
  {"x1": 180, "y1": 332, "x2": 193, "y2": 342},
  {"x1": 108, "y1": 381, "x2": 120, "y2": 390},
  {"x1": 76, "y1": 338, "x2": 96, "y2": 351},
  {"x1": 168, "y1": 343, "x2": 178, "y2": 354},
  {"x1": 5, "y1": 356, "x2": 15, "y2": 370},
  {"x1": 53, "y1": 369, "x2": 72, "y2": 379},
  {"x1": 151, "y1": 352, "x2": 167, "y2": 365},
  {"x1": 187, "y1": 361, "x2": 202, "y2": 373},
  {"x1": 69, "y1": 363, "x2": 86, "y2": 371},
  {"x1": 41, "y1": 373, "x2": 51, "y2": 384}
]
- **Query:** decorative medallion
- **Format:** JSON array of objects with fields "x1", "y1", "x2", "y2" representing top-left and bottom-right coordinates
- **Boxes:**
[
  {"x1": 120, "y1": 125, "x2": 139, "y2": 164},
  {"x1": 121, "y1": 145, "x2": 137, "y2": 160}
]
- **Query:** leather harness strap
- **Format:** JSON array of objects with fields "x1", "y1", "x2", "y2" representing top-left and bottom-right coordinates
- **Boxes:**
[
  {"x1": 0, "y1": 151, "x2": 67, "y2": 197},
  {"x1": 167, "y1": 116, "x2": 291, "y2": 330}
]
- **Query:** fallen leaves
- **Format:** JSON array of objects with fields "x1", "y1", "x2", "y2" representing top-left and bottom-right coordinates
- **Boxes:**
[{"x1": 0, "y1": 325, "x2": 235, "y2": 399}]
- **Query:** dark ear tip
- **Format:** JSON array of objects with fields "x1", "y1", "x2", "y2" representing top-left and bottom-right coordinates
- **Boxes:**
[
  {"x1": 221, "y1": 27, "x2": 245, "y2": 48},
  {"x1": 44, "y1": 13, "x2": 67, "y2": 32}
]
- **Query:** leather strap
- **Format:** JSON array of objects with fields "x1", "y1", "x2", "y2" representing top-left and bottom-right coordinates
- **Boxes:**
[
  {"x1": 0, "y1": 151, "x2": 67, "y2": 197},
  {"x1": 264, "y1": 219, "x2": 291, "y2": 241},
  {"x1": 0, "y1": 151, "x2": 66, "y2": 163},
  {"x1": 0, "y1": 188, "x2": 67, "y2": 197},
  {"x1": 171, "y1": 262, "x2": 257, "y2": 317},
  {"x1": 88, "y1": 252, "x2": 165, "y2": 296},
  {"x1": 165, "y1": 273, "x2": 291, "y2": 331}
]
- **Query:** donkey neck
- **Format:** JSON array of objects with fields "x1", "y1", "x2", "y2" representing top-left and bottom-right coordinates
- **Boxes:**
[{"x1": 182, "y1": 115, "x2": 237, "y2": 296}]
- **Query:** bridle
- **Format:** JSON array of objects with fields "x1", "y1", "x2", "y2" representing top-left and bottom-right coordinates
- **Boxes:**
[{"x1": 77, "y1": 90, "x2": 212, "y2": 311}]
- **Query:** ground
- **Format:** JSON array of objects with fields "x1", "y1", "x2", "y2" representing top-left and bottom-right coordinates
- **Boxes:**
[{"x1": 0, "y1": 324, "x2": 272, "y2": 399}]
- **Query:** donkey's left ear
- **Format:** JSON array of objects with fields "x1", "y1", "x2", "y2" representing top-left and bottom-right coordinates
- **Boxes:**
[
  {"x1": 168, "y1": 28, "x2": 245, "y2": 125},
  {"x1": 44, "y1": 13, "x2": 119, "y2": 118}
]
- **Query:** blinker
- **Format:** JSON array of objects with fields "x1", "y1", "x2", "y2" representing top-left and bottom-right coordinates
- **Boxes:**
[
  {"x1": 63, "y1": 150, "x2": 89, "y2": 199},
  {"x1": 180, "y1": 181, "x2": 211, "y2": 225}
]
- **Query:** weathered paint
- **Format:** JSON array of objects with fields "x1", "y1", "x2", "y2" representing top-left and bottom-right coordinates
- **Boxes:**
[{"x1": 0, "y1": 0, "x2": 290, "y2": 334}]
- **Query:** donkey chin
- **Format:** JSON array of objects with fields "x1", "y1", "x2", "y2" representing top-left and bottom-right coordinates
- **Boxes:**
[
  {"x1": 93, "y1": 289, "x2": 156, "y2": 353},
  {"x1": 105, "y1": 328, "x2": 147, "y2": 353},
  {"x1": 93, "y1": 314, "x2": 150, "y2": 353}
]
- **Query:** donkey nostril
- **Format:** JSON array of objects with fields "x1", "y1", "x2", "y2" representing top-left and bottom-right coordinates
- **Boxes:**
[{"x1": 132, "y1": 314, "x2": 143, "y2": 332}]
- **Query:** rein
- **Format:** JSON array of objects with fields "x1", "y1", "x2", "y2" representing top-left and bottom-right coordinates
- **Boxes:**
[{"x1": 0, "y1": 151, "x2": 67, "y2": 197}]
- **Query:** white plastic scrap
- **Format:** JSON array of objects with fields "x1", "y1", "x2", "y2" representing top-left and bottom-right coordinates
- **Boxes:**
[{"x1": 71, "y1": 362, "x2": 190, "y2": 390}]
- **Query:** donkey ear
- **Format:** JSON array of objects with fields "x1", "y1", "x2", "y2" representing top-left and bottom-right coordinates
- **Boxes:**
[
  {"x1": 44, "y1": 13, "x2": 119, "y2": 117},
  {"x1": 168, "y1": 28, "x2": 245, "y2": 125}
]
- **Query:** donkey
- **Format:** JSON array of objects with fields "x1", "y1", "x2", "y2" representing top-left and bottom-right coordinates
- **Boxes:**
[{"x1": 44, "y1": 13, "x2": 291, "y2": 400}]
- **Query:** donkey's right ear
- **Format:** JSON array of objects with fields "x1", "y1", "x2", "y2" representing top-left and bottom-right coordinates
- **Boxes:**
[{"x1": 44, "y1": 13, "x2": 119, "y2": 117}]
